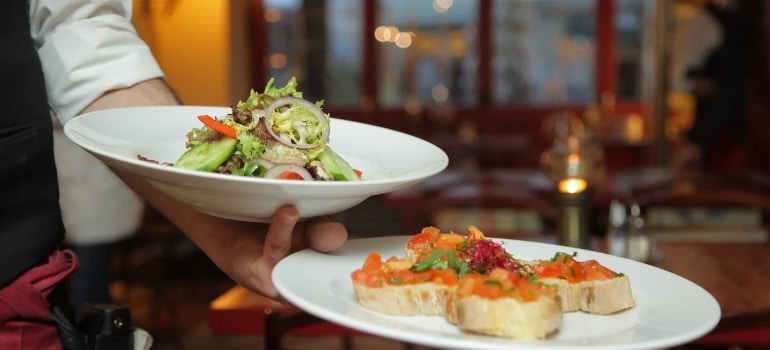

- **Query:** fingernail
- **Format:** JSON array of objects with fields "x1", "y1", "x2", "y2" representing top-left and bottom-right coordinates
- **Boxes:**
[{"x1": 282, "y1": 209, "x2": 299, "y2": 221}]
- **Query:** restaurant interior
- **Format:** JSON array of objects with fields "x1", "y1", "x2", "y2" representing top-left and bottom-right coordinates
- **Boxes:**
[{"x1": 108, "y1": 0, "x2": 770, "y2": 349}]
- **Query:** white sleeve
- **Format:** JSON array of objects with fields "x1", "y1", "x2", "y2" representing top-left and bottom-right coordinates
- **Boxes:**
[
  {"x1": 669, "y1": 9, "x2": 723, "y2": 92},
  {"x1": 29, "y1": 0, "x2": 165, "y2": 124}
]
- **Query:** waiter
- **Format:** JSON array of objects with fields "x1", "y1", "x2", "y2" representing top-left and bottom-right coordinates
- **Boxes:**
[{"x1": 1, "y1": 1, "x2": 348, "y2": 349}]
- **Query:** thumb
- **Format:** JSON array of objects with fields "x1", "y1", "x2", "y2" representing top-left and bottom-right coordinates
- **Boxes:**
[{"x1": 248, "y1": 206, "x2": 300, "y2": 297}]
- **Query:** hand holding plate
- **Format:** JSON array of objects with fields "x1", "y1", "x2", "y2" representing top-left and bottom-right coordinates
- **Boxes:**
[{"x1": 236, "y1": 206, "x2": 348, "y2": 298}]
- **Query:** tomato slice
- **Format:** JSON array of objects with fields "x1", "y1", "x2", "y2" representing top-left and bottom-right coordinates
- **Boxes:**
[{"x1": 279, "y1": 171, "x2": 305, "y2": 180}]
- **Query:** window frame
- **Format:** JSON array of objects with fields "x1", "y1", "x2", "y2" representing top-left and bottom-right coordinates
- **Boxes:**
[{"x1": 250, "y1": 0, "x2": 648, "y2": 167}]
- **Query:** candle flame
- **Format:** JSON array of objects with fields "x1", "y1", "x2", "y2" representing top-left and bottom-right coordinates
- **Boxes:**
[{"x1": 557, "y1": 178, "x2": 588, "y2": 194}]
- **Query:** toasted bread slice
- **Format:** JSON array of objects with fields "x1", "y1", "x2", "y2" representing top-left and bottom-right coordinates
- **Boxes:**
[
  {"x1": 352, "y1": 281, "x2": 450, "y2": 316},
  {"x1": 523, "y1": 253, "x2": 635, "y2": 315},
  {"x1": 536, "y1": 277, "x2": 582, "y2": 312},
  {"x1": 350, "y1": 251, "x2": 460, "y2": 316},
  {"x1": 445, "y1": 269, "x2": 562, "y2": 339},
  {"x1": 536, "y1": 275, "x2": 634, "y2": 314},
  {"x1": 447, "y1": 293, "x2": 562, "y2": 340},
  {"x1": 578, "y1": 274, "x2": 635, "y2": 314}
]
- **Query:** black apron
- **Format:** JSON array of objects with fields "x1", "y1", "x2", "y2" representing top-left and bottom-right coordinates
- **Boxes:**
[{"x1": 0, "y1": 0, "x2": 66, "y2": 288}]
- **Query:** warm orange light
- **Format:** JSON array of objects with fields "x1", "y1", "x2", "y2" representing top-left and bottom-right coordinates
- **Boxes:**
[
  {"x1": 374, "y1": 26, "x2": 390, "y2": 42},
  {"x1": 268, "y1": 54, "x2": 287, "y2": 68},
  {"x1": 394, "y1": 32, "x2": 413, "y2": 48},
  {"x1": 557, "y1": 178, "x2": 588, "y2": 194},
  {"x1": 264, "y1": 9, "x2": 282, "y2": 23}
]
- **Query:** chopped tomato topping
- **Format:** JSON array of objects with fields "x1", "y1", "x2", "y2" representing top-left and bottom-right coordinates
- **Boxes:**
[
  {"x1": 431, "y1": 268, "x2": 459, "y2": 286},
  {"x1": 351, "y1": 252, "x2": 385, "y2": 286},
  {"x1": 581, "y1": 259, "x2": 618, "y2": 281},
  {"x1": 361, "y1": 252, "x2": 382, "y2": 272},
  {"x1": 350, "y1": 251, "x2": 460, "y2": 287},
  {"x1": 456, "y1": 269, "x2": 555, "y2": 302},
  {"x1": 434, "y1": 233, "x2": 466, "y2": 250},
  {"x1": 406, "y1": 227, "x2": 440, "y2": 255},
  {"x1": 530, "y1": 252, "x2": 617, "y2": 282}
]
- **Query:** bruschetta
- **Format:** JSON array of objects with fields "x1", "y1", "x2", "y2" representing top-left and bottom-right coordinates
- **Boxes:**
[
  {"x1": 350, "y1": 225, "x2": 635, "y2": 341},
  {"x1": 446, "y1": 268, "x2": 562, "y2": 340},
  {"x1": 525, "y1": 252, "x2": 635, "y2": 315},
  {"x1": 350, "y1": 251, "x2": 460, "y2": 316},
  {"x1": 405, "y1": 225, "x2": 522, "y2": 275}
]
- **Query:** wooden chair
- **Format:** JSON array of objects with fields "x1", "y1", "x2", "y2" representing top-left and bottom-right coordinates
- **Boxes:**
[
  {"x1": 415, "y1": 178, "x2": 558, "y2": 239},
  {"x1": 631, "y1": 172, "x2": 770, "y2": 210},
  {"x1": 626, "y1": 171, "x2": 770, "y2": 348},
  {"x1": 628, "y1": 171, "x2": 770, "y2": 243}
]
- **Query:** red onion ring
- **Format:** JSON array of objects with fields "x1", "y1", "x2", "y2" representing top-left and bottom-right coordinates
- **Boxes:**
[
  {"x1": 251, "y1": 109, "x2": 264, "y2": 123},
  {"x1": 263, "y1": 164, "x2": 314, "y2": 180},
  {"x1": 264, "y1": 96, "x2": 329, "y2": 149},
  {"x1": 261, "y1": 144, "x2": 307, "y2": 166},
  {"x1": 256, "y1": 157, "x2": 275, "y2": 169}
]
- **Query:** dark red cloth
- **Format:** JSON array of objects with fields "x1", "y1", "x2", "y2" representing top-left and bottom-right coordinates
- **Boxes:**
[{"x1": 0, "y1": 250, "x2": 79, "y2": 350}]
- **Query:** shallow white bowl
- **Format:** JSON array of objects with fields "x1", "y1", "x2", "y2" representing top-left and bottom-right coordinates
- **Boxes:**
[{"x1": 64, "y1": 106, "x2": 448, "y2": 222}]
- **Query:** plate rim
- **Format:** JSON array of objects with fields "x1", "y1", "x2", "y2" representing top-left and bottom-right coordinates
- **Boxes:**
[{"x1": 273, "y1": 235, "x2": 721, "y2": 350}]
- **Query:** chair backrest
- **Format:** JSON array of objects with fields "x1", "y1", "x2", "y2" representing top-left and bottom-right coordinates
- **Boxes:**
[
  {"x1": 418, "y1": 178, "x2": 557, "y2": 239},
  {"x1": 627, "y1": 172, "x2": 770, "y2": 242}
]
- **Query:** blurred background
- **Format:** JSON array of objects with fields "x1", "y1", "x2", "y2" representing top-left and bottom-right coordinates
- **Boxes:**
[
  {"x1": 114, "y1": 0, "x2": 770, "y2": 348},
  {"x1": 132, "y1": 0, "x2": 769, "y2": 173}
]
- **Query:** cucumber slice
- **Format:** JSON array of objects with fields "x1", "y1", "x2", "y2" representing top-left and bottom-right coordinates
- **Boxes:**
[
  {"x1": 317, "y1": 147, "x2": 360, "y2": 181},
  {"x1": 173, "y1": 138, "x2": 237, "y2": 171}
]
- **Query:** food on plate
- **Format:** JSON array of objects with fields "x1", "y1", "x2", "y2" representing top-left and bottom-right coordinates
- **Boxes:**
[
  {"x1": 446, "y1": 268, "x2": 561, "y2": 340},
  {"x1": 349, "y1": 225, "x2": 635, "y2": 340},
  {"x1": 525, "y1": 252, "x2": 635, "y2": 315},
  {"x1": 405, "y1": 226, "x2": 522, "y2": 274},
  {"x1": 350, "y1": 251, "x2": 460, "y2": 316},
  {"x1": 350, "y1": 225, "x2": 527, "y2": 317},
  {"x1": 171, "y1": 77, "x2": 360, "y2": 181},
  {"x1": 351, "y1": 226, "x2": 564, "y2": 339}
]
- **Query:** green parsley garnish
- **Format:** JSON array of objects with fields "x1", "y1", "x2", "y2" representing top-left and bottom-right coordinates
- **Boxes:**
[{"x1": 483, "y1": 280, "x2": 503, "y2": 288}]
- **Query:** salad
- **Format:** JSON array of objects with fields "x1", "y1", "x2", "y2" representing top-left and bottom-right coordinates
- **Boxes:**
[{"x1": 172, "y1": 77, "x2": 360, "y2": 181}]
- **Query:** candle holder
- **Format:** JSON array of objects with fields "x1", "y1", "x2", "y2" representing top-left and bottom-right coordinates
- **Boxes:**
[
  {"x1": 541, "y1": 114, "x2": 605, "y2": 249},
  {"x1": 554, "y1": 185, "x2": 593, "y2": 249}
]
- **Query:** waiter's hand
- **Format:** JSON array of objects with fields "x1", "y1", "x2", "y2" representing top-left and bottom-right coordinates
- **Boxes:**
[{"x1": 227, "y1": 206, "x2": 348, "y2": 298}]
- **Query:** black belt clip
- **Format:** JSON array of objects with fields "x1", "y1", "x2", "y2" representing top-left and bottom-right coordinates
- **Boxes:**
[{"x1": 80, "y1": 303, "x2": 134, "y2": 350}]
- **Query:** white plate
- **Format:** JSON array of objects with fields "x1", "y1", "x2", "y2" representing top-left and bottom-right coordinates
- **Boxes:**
[
  {"x1": 273, "y1": 236, "x2": 721, "y2": 350},
  {"x1": 63, "y1": 106, "x2": 448, "y2": 222}
]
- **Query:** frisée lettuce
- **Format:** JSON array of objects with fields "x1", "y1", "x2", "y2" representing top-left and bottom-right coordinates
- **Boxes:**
[{"x1": 171, "y1": 77, "x2": 360, "y2": 181}]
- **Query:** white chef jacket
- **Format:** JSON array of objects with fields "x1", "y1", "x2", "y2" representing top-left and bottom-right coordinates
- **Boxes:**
[
  {"x1": 669, "y1": 5, "x2": 723, "y2": 93},
  {"x1": 30, "y1": 0, "x2": 166, "y2": 244}
]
